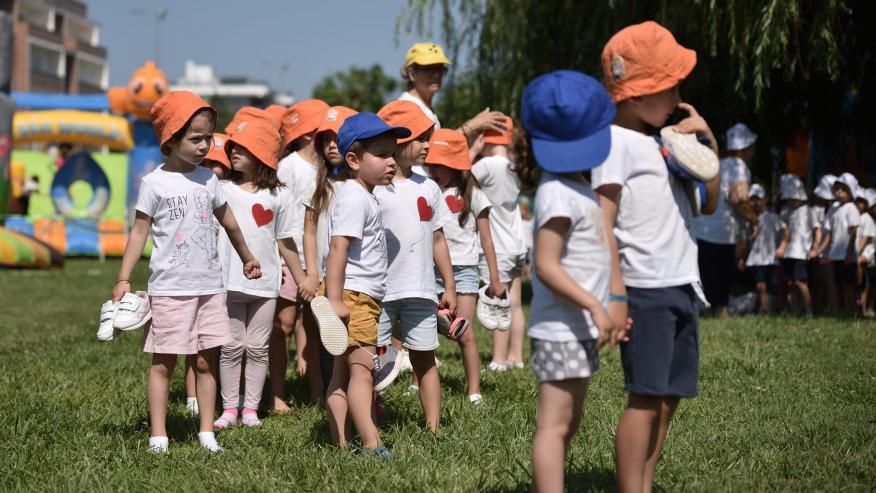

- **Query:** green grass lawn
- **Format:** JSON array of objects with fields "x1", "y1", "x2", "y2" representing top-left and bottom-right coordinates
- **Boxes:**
[{"x1": 1, "y1": 259, "x2": 874, "y2": 492}]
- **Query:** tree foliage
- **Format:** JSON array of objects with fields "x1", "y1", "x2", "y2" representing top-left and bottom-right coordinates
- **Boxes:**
[{"x1": 311, "y1": 64, "x2": 400, "y2": 113}]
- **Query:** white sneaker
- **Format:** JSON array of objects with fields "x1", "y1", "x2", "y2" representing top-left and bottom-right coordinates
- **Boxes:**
[
  {"x1": 96, "y1": 300, "x2": 118, "y2": 342},
  {"x1": 397, "y1": 349, "x2": 412, "y2": 373},
  {"x1": 487, "y1": 361, "x2": 507, "y2": 372},
  {"x1": 468, "y1": 393, "x2": 483, "y2": 405},
  {"x1": 478, "y1": 286, "x2": 510, "y2": 331},
  {"x1": 659, "y1": 127, "x2": 719, "y2": 182},
  {"x1": 148, "y1": 436, "x2": 169, "y2": 453},
  {"x1": 310, "y1": 296, "x2": 348, "y2": 356},
  {"x1": 113, "y1": 292, "x2": 152, "y2": 331}
]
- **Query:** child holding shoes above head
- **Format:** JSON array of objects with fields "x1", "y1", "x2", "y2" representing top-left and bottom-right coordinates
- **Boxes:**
[
  {"x1": 213, "y1": 108, "x2": 307, "y2": 430},
  {"x1": 424, "y1": 128, "x2": 505, "y2": 405},
  {"x1": 112, "y1": 91, "x2": 261, "y2": 453},
  {"x1": 744, "y1": 184, "x2": 789, "y2": 314},
  {"x1": 317, "y1": 112, "x2": 410, "y2": 458}
]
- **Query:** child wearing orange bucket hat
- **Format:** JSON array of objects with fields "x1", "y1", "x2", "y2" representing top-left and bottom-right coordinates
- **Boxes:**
[
  {"x1": 213, "y1": 107, "x2": 307, "y2": 430},
  {"x1": 593, "y1": 21, "x2": 719, "y2": 491},
  {"x1": 424, "y1": 128, "x2": 506, "y2": 407},
  {"x1": 202, "y1": 132, "x2": 231, "y2": 179},
  {"x1": 111, "y1": 90, "x2": 262, "y2": 454},
  {"x1": 270, "y1": 98, "x2": 329, "y2": 413}
]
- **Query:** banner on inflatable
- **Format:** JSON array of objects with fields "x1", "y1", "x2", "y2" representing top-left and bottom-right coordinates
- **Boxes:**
[{"x1": 13, "y1": 110, "x2": 133, "y2": 151}]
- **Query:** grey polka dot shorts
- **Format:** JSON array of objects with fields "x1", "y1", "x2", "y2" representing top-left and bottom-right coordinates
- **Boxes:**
[{"x1": 530, "y1": 338, "x2": 600, "y2": 383}]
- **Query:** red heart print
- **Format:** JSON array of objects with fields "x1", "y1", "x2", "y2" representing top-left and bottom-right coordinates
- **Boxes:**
[
  {"x1": 252, "y1": 203, "x2": 274, "y2": 227},
  {"x1": 417, "y1": 197, "x2": 433, "y2": 221},
  {"x1": 445, "y1": 195, "x2": 465, "y2": 213}
]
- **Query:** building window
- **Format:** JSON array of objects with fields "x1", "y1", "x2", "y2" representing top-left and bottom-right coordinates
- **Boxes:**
[
  {"x1": 77, "y1": 57, "x2": 106, "y2": 89},
  {"x1": 30, "y1": 44, "x2": 62, "y2": 77}
]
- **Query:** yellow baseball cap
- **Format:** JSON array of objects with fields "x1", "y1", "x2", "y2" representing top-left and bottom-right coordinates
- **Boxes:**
[{"x1": 405, "y1": 42, "x2": 452, "y2": 67}]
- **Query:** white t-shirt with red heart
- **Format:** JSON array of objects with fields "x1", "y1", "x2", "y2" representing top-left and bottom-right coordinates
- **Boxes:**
[
  {"x1": 374, "y1": 173, "x2": 452, "y2": 302},
  {"x1": 440, "y1": 185, "x2": 492, "y2": 266},
  {"x1": 219, "y1": 181, "x2": 300, "y2": 298}
]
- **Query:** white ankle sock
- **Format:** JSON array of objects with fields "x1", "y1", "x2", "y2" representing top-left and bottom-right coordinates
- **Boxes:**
[
  {"x1": 148, "y1": 436, "x2": 168, "y2": 453},
  {"x1": 198, "y1": 431, "x2": 223, "y2": 452}
]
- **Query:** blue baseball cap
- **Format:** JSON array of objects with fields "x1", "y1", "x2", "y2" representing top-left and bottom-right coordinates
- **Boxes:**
[
  {"x1": 521, "y1": 70, "x2": 616, "y2": 173},
  {"x1": 337, "y1": 112, "x2": 412, "y2": 157}
]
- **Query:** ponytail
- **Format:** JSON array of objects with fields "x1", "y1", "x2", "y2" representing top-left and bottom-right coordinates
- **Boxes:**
[{"x1": 510, "y1": 126, "x2": 539, "y2": 194}]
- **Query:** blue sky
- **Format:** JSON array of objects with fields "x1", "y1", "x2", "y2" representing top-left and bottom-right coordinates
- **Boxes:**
[{"x1": 86, "y1": 0, "x2": 443, "y2": 100}]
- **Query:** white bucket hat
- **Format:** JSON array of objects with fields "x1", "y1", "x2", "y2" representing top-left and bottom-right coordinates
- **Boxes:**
[
  {"x1": 814, "y1": 174, "x2": 837, "y2": 201},
  {"x1": 779, "y1": 173, "x2": 807, "y2": 201},
  {"x1": 835, "y1": 172, "x2": 859, "y2": 198},
  {"x1": 749, "y1": 183, "x2": 766, "y2": 199},
  {"x1": 725, "y1": 123, "x2": 757, "y2": 151}
]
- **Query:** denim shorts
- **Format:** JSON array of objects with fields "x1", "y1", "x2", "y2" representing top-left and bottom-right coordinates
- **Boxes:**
[
  {"x1": 377, "y1": 298, "x2": 439, "y2": 351},
  {"x1": 435, "y1": 265, "x2": 479, "y2": 294},
  {"x1": 621, "y1": 285, "x2": 699, "y2": 398}
]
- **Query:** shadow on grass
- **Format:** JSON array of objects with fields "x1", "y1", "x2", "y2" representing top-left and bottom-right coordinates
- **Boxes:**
[{"x1": 479, "y1": 466, "x2": 617, "y2": 492}]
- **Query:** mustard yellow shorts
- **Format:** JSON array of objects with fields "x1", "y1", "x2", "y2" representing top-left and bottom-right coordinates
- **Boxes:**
[{"x1": 317, "y1": 283, "x2": 381, "y2": 347}]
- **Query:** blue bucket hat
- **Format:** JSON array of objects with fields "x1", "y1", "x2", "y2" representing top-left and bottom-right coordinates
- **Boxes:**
[
  {"x1": 521, "y1": 70, "x2": 616, "y2": 173},
  {"x1": 337, "y1": 112, "x2": 411, "y2": 157}
]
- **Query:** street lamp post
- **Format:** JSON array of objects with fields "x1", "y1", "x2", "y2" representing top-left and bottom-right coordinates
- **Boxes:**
[{"x1": 130, "y1": 8, "x2": 168, "y2": 64}]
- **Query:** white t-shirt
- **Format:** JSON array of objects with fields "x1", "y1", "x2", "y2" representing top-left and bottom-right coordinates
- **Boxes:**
[
  {"x1": 374, "y1": 173, "x2": 451, "y2": 302},
  {"x1": 471, "y1": 155, "x2": 527, "y2": 256},
  {"x1": 780, "y1": 204, "x2": 816, "y2": 260},
  {"x1": 824, "y1": 202, "x2": 861, "y2": 261},
  {"x1": 398, "y1": 92, "x2": 440, "y2": 178},
  {"x1": 219, "y1": 182, "x2": 299, "y2": 298},
  {"x1": 440, "y1": 185, "x2": 492, "y2": 266},
  {"x1": 329, "y1": 181, "x2": 388, "y2": 300},
  {"x1": 858, "y1": 213, "x2": 875, "y2": 254},
  {"x1": 303, "y1": 179, "x2": 346, "y2": 280},
  {"x1": 746, "y1": 211, "x2": 785, "y2": 267},
  {"x1": 591, "y1": 125, "x2": 700, "y2": 288},
  {"x1": 276, "y1": 151, "x2": 317, "y2": 267},
  {"x1": 528, "y1": 173, "x2": 609, "y2": 342},
  {"x1": 811, "y1": 205, "x2": 826, "y2": 231},
  {"x1": 135, "y1": 165, "x2": 226, "y2": 296},
  {"x1": 692, "y1": 157, "x2": 751, "y2": 244}
]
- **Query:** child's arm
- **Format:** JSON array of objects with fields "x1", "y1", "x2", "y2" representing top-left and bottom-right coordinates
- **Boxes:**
[
  {"x1": 325, "y1": 235, "x2": 351, "y2": 322},
  {"x1": 535, "y1": 217, "x2": 614, "y2": 348},
  {"x1": 809, "y1": 227, "x2": 822, "y2": 259},
  {"x1": 214, "y1": 204, "x2": 261, "y2": 279},
  {"x1": 277, "y1": 238, "x2": 310, "y2": 300},
  {"x1": 674, "y1": 102, "x2": 718, "y2": 155},
  {"x1": 475, "y1": 210, "x2": 506, "y2": 299},
  {"x1": 299, "y1": 208, "x2": 321, "y2": 301},
  {"x1": 112, "y1": 211, "x2": 152, "y2": 302},
  {"x1": 433, "y1": 229, "x2": 458, "y2": 315},
  {"x1": 776, "y1": 224, "x2": 789, "y2": 259},
  {"x1": 595, "y1": 185, "x2": 629, "y2": 346},
  {"x1": 845, "y1": 226, "x2": 858, "y2": 265}
]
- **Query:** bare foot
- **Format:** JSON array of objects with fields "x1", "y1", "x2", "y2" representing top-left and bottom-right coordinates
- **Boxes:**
[{"x1": 271, "y1": 398, "x2": 291, "y2": 414}]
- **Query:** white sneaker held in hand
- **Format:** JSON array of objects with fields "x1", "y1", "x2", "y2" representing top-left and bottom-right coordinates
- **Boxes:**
[
  {"x1": 113, "y1": 291, "x2": 152, "y2": 331},
  {"x1": 96, "y1": 299, "x2": 118, "y2": 342}
]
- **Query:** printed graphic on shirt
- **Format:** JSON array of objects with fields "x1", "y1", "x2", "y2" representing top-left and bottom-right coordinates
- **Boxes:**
[
  {"x1": 169, "y1": 240, "x2": 190, "y2": 269},
  {"x1": 252, "y1": 203, "x2": 274, "y2": 227},
  {"x1": 410, "y1": 196, "x2": 432, "y2": 252},
  {"x1": 445, "y1": 195, "x2": 465, "y2": 213},
  {"x1": 191, "y1": 188, "x2": 216, "y2": 269}
]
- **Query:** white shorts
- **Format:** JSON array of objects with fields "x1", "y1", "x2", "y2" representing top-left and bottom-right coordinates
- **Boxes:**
[{"x1": 478, "y1": 252, "x2": 526, "y2": 284}]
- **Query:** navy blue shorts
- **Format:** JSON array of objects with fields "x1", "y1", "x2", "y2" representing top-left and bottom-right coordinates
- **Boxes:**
[
  {"x1": 833, "y1": 261, "x2": 856, "y2": 286},
  {"x1": 621, "y1": 285, "x2": 699, "y2": 398},
  {"x1": 749, "y1": 265, "x2": 775, "y2": 286},
  {"x1": 782, "y1": 259, "x2": 808, "y2": 282},
  {"x1": 865, "y1": 266, "x2": 876, "y2": 289}
]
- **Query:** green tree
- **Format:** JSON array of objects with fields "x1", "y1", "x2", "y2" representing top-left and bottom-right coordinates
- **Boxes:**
[
  {"x1": 400, "y1": 0, "x2": 876, "y2": 184},
  {"x1": 311, "y1": 64, "x2": 401, "y2": 113}
]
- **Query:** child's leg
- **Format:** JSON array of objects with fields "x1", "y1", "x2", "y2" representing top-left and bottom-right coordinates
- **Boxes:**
[
  {"x1": 825, "y1": 262, "x2": 839, "y2": 315},
  {"x1": 195, "y1": 347, "x2": 220, "y2": 432},
  {"x1": 796, "y1": 280, "x2": 813, "y2": 315},
  {"x1": 642, "y1": 396, "x2": 680, "y2": 492},
  {"x1": 532, "y1": 379, "x2": 589, "y2": 493},
  {"x1": 506, "y1": 275, "x2": 526, "y2": 365},
  {"x1": 325, "y1": 355, "x2": 351, "y2": 447},
  {"x1": 147, "y1": 353, "x2": 177, "y2": 438},
  {"x1": 409, "y1": 349, "x2": 440, "y2": 433},
  {"x1": 185, "y1": 355, "x2": 197, "y2": 400},
  {"x1": 615, "y1": 393, "x2": 674, "y2": 493},
  {"x1": 294, "y1": 311, "x2": 307, "y2": 375},
  {"x1": 302, "y1": 304, "x2": 324, "y2": 403},
  {"x1": 219, "y1": 296, "x2": 246, "y2": 411},
  {"x1": 243, "y1": 297, "x2": 277, "y2": 412},
  {"x1": 269, "y1": 298, "x2": 297, "y2": 412},
  {"x1": 347, "y1": 346, "x2": 381, "y2": 448},
  {"x1": 756, "y1": 281, "x2": 769, "y2": 314},
  {"x1": 455, "y1": 294, "x2": 481, "y2": 396}
]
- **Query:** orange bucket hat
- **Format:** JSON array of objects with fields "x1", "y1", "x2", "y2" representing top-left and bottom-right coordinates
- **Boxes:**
[
  {"x1": 204, "y1": 132, "x2": 231, "y2": 168},
  {"x1": 225, "y1": 106, "x2": 279, "y2": 134},
  {"x1": 281, "y1": 99, "x2": 329, "y2": 148},
  {"x1": 377, "y1": 100, "x2": 435, "y2": 143},
  {"x1": 317, "y1": 106, "x2": 359, "y2": 136},
  {"x1": 601, "y1": 21, "x2": 696, "y2": 103},
  {"x1": 264, "y1": 104, "x2": 286, "y2": 128},
  {"x1": 224, "y1": 108, "x2": 281, "y2": 169},
  {"x1": 150, "y1": 91, "x2": 216, "y2": 147},
  {"x1": 483, "y1": 116, "x2": 513, "y2": 145},
  {"x1": 425, "y1": 128, "x2": 471, "y2": 171}
]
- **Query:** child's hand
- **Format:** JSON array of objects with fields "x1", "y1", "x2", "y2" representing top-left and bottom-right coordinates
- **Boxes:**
[
  {"x1": 673, "y1": 103, "x2": 710, "y2": 137},
  {"x1": 330, "y1": 297, "x2": 350, "y2": 324},
  {"x1": 243, "y1": 258, "x2": 261, "y2": 279},
  {"x1": 298, "y1": 275, "x2": 319, "y2": 302},
  {"x1": 737, "y1": 258, "x2": 746, "y2": 272},
  {"x1": 111, "y1": 280, "x2": 131, "y2": 303},
  {"x1": 808, "y1": 247, "x2": 818, "y2": 259},
  {"x1": 487, "y1": 280, "x2": 506, "y2": 300},
  {"x1": 858, "y1": 255, "x2": 868, "y2": 266},
  {"x1": 611, "y1": 317, "x2": 633, "y2": 347},
  {"x1": 607, "y1": 300, "x2": 628, "y2": 343},
  {"x1": 468, "y1": 108, "x2": 507, "y2": 134},
  {"x1": 776, "y1": 246, "x2": 785, "y2": 259},
  {"x1": 590, "y1": 304, "x2": 614, "y2": 349},
  {"x1": 440, "y1": 290, "x2": 458, "y2": 316}
]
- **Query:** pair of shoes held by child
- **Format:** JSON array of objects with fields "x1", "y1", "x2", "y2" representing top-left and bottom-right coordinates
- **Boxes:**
[
  {"x1": 437, "y1": 306, "x2": 469, "y2": 340},
  {"x1": 96, "y1": 292, "x2": 152, "y2": 342},
  {"x1": 477, "y1": 285, "x2": 511, "y2": 331}
]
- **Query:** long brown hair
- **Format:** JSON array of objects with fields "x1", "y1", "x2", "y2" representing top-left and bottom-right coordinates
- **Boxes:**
[
  {"x1": 510, "y1": 126, "x2": 540, "y2": 194},
  {"x1": 229, "y1": 143, "x2": 283, "y2": 191},
  {"x1": 445, "y1": 168, "x2": 481, "y2": 228},
  {"x1": 311, "y1": 134, "x2": 351, "y2": 214}
]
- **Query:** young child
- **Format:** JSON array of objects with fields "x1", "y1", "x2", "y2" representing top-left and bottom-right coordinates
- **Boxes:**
[
  {"x1": 213, "y1": 108, "x2": 307, "y2": 429},
  {"x1": 824, "y1": 172, "x2": 861, "y2": 315},
  {"x1": 373, "y1": 101, "x2": 456, "y2": 431},
  {"x1": 855, "y1": 188, "x2": 875, "y2": 314},
  {"x1": 864, "y1": 190, "x2": 876, "y2": 317},
  {"x1": 272, "y1": 99, "x2": 330, "y2": 410},
  {"x1": 744, "y1": 184, "x2": 789, "y2": 314},
  {"x1": 302, "y1": 105, "x2": 358, "y2": 398},
  {"x1": 317, "y1": 112, "x2": 410, "y2": 457},
  {"x1": 423, "y1": 128, "x2": 505, "y2": 405},
  {"x1": 779, "y1": 174, "x2": 819, "y2": 317},
  {"x1": 517, "y1": 70, "x2": 625, "y2": 493},
  {"x1": 811, "y1": 174, "x2": 838, "y2": 315},
  {"x1": 111, "y1": 91, "x2": 261, "y2": 453},
  {"x1": 471, "y1": 117, "x2": 526, "y2": 371},
  {"x1": 595, "y1": 21, "x2": 721, "y2": 492}
]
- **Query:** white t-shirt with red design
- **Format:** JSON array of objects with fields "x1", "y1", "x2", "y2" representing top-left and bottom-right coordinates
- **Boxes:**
[{"x1": 440, "y1": 185, "x2": 492, "y2": 266}]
